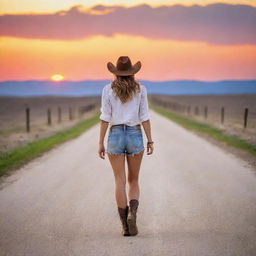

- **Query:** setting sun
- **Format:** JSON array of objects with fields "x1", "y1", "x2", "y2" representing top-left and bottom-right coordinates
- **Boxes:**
[{"x1": 51, "y1": 74, "x2": 64, "y2": 82}]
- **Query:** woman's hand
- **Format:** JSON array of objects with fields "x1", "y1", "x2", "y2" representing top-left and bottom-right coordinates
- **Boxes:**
[
  {"x1": 98, "y1": 143, "x2": 106, "y2": 159},
  {"x1": 147, "y1": 143, "x2": 154, "y2": 155}
]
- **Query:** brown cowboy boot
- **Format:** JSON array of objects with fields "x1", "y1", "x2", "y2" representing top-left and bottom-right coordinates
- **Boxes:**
[
  {"x1": 117, "y1": 205, "x2": 130, "y2": 236},
  {"x1": 127, "y1": 199, "x2": 139, "y2": 236}
]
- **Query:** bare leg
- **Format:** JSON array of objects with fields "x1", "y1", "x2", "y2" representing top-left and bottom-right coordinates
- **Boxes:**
[
  {"x1": 127, "y1": 150, "x2": 144, "y2": 201},
  {"x1": 107, "y1": 153, "x2": 127, "y2": 208}
]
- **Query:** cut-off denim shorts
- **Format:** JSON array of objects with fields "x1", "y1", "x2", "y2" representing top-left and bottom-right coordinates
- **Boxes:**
[{"x1": 106, "y1": 124, "x2": 145, "y2": 157}]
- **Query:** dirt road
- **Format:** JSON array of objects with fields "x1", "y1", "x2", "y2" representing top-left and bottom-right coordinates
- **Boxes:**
[{"x1": 0, "y1": 109, "x2": 256, "y2": 256}]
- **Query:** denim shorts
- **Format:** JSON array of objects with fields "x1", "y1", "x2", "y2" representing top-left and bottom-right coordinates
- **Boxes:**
[{"x1": 106, "y1": 124, "x2": 145, "y2": 157}]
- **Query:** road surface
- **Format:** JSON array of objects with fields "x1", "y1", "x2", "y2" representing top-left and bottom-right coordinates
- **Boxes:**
[{"x1": 0, "y1": 109, "x2": 256, "y2": 256}]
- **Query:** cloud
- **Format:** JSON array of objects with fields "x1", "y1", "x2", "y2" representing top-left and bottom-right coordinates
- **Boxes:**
[{"x1": 0, "y1": 3, "x2": 255, "y2": 45}]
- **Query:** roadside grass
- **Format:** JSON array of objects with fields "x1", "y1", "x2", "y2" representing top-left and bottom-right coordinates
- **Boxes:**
[
  {"x1": 150, "y1": 103, "x2": 256, "y2": 157},
  {"x1": 0, "y1": 112, "x2": 100, "y2": 177}
]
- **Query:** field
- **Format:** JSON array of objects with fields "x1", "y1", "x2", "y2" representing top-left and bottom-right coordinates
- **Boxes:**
[
  {"x1": 0, "y1": 96, "x2": 100, "y2": 153},
  {"x1": 1, "y1": 94, "x2": 256, "y2": 154},
  {"x1": 149, "y1": 94, "x2": 256, "y2": 145}
]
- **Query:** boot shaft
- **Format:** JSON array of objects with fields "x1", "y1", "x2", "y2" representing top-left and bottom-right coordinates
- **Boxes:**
[
  {"x1": 117, "y1": 205, "x2": 130, "y2": 236},
  {"x1": 129, "y1": 199, "x2": 139, "y2": 214},
  {"x1": 127, "y1": 199, "x2": 139, "y2": 236}
]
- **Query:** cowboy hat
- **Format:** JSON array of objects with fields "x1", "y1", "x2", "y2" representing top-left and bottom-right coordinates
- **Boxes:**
[{"x1": 107, "y1": 56, "x2": 141, "y2": 76}]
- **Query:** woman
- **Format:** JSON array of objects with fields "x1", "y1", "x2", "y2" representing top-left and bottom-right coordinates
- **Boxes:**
[{"x1": 98, "y1": 56, "x2": 154, "y2": 236}]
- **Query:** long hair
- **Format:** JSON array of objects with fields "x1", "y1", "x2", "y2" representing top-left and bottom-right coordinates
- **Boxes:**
[{"x1": 111, "y1": 75, "x2": 141, "y2": 104}]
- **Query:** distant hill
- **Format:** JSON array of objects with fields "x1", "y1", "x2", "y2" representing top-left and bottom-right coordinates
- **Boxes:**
[{"x1": 0, "y1": 79, "x2": 255, "y2": 97}]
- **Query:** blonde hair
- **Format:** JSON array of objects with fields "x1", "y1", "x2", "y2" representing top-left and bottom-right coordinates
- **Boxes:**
[{"x1": 111, "y1": 75, "x2": 141, "y2": 104}]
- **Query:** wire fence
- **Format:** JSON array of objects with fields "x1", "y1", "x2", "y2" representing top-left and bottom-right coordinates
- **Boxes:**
[{"x1": 150, "y1": 95, "x2": 256, "y2": 131}]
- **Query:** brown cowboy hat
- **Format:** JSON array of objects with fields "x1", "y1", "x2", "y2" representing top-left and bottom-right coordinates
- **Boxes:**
[{"x1": 107, "y1": 56, "x2": 141, "y2": 76}]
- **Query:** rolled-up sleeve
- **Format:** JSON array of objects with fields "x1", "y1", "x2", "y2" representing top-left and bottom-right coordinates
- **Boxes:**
[
  {"x1": 100, "y1": 86, "x2": 112, "y2": 122},
  {"x1": 139, "y1": 85, "x2": 150, "y2": 122}
]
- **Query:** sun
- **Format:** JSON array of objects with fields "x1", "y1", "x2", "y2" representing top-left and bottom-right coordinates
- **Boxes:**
[{"x1": 51, "y1": 74, "x2": 64, "y2": 82}]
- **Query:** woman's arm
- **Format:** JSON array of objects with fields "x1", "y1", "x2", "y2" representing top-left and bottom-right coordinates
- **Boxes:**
[
  {"x1": 141, "y1": 119, "x2": 154, "y2": 155},
  {"x1": 141, "y1": 119, "x2": 152, "y2": 142},
  {"x1": 99, "y1": 120, "x2": 109, "y2": 145},
  {"x1": 98, "y1": 85, "x2": 112, "y2": 159},
  {"x1": 99, "y1": 120, "x2": 109, "y2": 144},
  {"x1": 139, "y1": 85, "x2": 154, "y2": 155},
  {"x1": 98, "y1": 120, "x2": 109, "y2": 159}
]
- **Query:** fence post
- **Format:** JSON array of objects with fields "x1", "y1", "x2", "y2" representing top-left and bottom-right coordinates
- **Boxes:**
[
  {"x1": 221, "y1": 107, "x2": 225, "y2": 124},
  {"x1": 26, "y1": 107, "x2": 30, "y2": 133},
  {"x1": 204, "y1": 106, "x2": 208, "y2": 120},
  {"x1": 58, "y1": 107, "x2": 62, "y2": 123},
  {"x1": 47, "y1": 108, "x2": 52, "y2": 125},
  {"x1": 244, "y1": 108, "x2": 248, "y2": 129}
]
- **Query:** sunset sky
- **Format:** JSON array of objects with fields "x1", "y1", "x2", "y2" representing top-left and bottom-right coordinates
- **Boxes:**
[{"x1": 0, "y1": 0, "x2": 256, "y2": 81}]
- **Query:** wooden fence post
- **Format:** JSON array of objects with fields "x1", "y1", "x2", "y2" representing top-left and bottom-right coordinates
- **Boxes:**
[
  {"x1": 204, "y1": 106, "x2": 208, "y2": 120},
  {"x1": 26, "y1": 107, "x2": 30, "y2": 133},
  {"x1": 221, "y1": 107, "x2": 225, "y2": 124},
  {"x1": 47, "y1": 108, "x2": 52, "y2": 125},
  {"x1": 244, "y1": 108, "x2": 249, "y2": 129}
]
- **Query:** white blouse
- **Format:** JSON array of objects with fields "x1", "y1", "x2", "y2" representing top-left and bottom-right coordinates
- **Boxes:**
[{"x1": 99, "y1": 83, "x2": 150, "y2": 126}]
